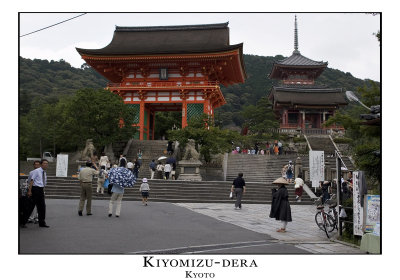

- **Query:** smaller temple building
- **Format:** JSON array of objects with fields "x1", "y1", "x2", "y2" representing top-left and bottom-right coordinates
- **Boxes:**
[{"x1": 268, "y1": 16, "x2": 348, "y2": 132}]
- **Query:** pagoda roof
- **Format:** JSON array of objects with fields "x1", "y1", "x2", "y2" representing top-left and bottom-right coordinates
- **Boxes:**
[
  {"x1": 269, "y1": 52, "x2": 328, "y2": 79},
  {"x1": 269, "y1": 85, "x2": 348, "y2": 107},
  {"x1": 76, "y1": 22, "x2": 243, "y2": 56},
  {"x1": 275, "y1": 52, "x2": 328, "y2": 67}
]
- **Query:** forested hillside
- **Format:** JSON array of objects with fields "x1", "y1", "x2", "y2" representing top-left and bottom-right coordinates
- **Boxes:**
[
  {"x1": 19, "y1": 55, "x2": 376, "y2": 127},
  {"x1": 19, "y1": 57, "x2": 107, "y2": 115}
]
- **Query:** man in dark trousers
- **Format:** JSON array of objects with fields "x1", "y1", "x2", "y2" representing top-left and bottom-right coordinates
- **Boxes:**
[
  {"x1": 25, "y1": 159, "x2": 50, "y2": 228},
  {"x1": 78, "y1": 161, "x2": 99, "y2": 216},
  {"x1": 231, "y1": 173, "x2": 246, "y2": 210}
]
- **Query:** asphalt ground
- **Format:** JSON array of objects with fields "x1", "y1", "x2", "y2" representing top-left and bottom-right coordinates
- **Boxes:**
[{"x1": 19, "y1": 199, "x2": 308, "y2": 254}]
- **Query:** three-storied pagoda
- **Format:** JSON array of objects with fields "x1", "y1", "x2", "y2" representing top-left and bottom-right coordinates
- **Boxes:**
[
  {"x1": 268, "y1": 16, "x2": 348, "y2": 131},
  {"x1": 76, "y1": 22, "x2": 246, "y2": 140}
]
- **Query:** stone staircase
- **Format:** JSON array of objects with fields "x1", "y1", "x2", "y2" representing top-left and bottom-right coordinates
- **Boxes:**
[
  {"x1": 19, "y1": 137, "x2": 353, "y2": 205},
  {"x1": 40, "y1": 176, "x2": 313, "y2": 205},
  {"x1": 226, "y1": 154, "x2": 298, "y2": 184},
  {"x1": 305, "y1": 135, "x2": 354, "y2": 170},
  {"x1": 306, "y1": 135, "x2": 336, "y2": 156},
  {"x1": 125, "y1": 139, "x2": 172, "y2": 179}
]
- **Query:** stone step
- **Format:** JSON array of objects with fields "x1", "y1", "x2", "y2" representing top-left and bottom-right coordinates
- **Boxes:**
[{"x1": 39, "y1": 175, "x2": 313, "y2": 204}]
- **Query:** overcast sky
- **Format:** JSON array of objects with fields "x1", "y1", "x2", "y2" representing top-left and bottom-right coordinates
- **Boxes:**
[{"x1": 19, "y1": 12, "x2": 381, "y2": 81}]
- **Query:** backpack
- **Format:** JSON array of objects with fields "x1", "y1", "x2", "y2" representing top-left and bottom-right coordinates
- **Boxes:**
[{"x1": 287, "y1": 164, "x2": 293, "y2": 173}]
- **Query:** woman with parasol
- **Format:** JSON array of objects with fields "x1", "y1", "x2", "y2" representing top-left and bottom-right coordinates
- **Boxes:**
[
  {"x1": 107, "y1": 167, "x2": 136, "y2": 217},
  {"x1": 269, "y1": 177, "x2": 292, "y2": 232}
]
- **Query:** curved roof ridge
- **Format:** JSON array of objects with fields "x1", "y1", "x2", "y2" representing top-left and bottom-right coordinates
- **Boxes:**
[
  {"x1": 115, "y1": 22, "x2": 229, "y2": 32},
  {"x1": 276, "y1": 52, "x2": 328, "y2": 67}
]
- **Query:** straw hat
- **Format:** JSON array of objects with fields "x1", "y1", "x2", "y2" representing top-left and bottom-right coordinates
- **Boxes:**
[
  {"x1": 272, "y1": 177, "x2": 289, "y2": 185},
  {"x1": 142, "y1": 178, "x2": 148, "y2": 183}
]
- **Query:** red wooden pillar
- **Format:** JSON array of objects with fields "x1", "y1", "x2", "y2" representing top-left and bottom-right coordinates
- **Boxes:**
[
  {"x1": 297, "y1": 111, "x2": 302, "y2": 127},
  {"x1": 139, "y1": 100, "x2": 145, "y2": 140},
  {"x1": 146, "y1": 108, "x2": 150, "y2": 140},
  {"x1": 283, "y1": 109, "x2": 288, "y2": 126},
  {"x1": 152, "y1": 111, "x2": 155, "y2": 140},
  {"x1": 181, "y1": 90, "x2": 188, "y2": 128},
  {"x1": 204, "y1": 99, "x2": 209, "y2": 114}
]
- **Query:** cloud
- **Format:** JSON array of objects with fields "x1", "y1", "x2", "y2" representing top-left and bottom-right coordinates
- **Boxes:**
[{"x1": 20, "y1": 41, "x2": 103, "y2": 68}]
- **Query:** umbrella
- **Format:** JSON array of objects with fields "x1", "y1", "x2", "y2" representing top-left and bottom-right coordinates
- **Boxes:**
[
  {"x1": 158, "y1": 156, "x2": 167, "y2": 161},
  {"x1": 166, "y1": 157, "x2": 176, "y2": 164},
  {"x1": 107, "y1": 167, "x2": 136, "y2": 188}
]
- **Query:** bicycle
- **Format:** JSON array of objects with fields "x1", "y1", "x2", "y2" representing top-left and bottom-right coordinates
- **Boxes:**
[{"x1": 314, "y1": 194, "x2": 337, "y2": 238}]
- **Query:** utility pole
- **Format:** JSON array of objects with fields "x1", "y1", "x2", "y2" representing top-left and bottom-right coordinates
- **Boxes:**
[{"x1": 336, "y1": 150, "x2": 342, "y2": 236}]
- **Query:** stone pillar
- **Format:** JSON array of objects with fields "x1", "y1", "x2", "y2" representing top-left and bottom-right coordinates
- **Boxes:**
[{"x1": 295, "y1": 156, "x2": 302, "y2": 179}]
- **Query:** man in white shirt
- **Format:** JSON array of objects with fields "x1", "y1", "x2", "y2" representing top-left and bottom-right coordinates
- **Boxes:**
[{"x1": 26, "y1": 159, "x2": 50, "y2": 228}]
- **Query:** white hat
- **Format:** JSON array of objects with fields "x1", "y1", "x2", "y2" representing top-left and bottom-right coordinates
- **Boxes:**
[
  {"x1": 142, "y1": 178, "x2": 148, "y2": 183},
  {"x1": 272, "y1": 177, "x2": 289, "y2": 185}
]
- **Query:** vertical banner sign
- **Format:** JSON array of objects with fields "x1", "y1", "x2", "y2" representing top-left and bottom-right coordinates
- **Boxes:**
[
  {"x1": 309, "y1": 151, "x2": 324, "y2": 190},
  {"x1": 364, "y1": 195, "x2": 380, "y2": 234},
  {"x1": 56, "y1": 154, "x2": 68, "y2": 177},
  {"x1": 353, "y1": 171, "x2": 364, "y2": 236}
]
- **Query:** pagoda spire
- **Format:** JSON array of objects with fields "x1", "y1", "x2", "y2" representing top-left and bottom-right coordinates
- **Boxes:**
[{"x1": 293, "y1": 15, "x2": 300, "y2": 54}]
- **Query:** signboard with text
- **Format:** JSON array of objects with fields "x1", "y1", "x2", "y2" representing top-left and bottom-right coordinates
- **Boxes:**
[
  {"x1": 353, "y1": 171, "x2": 364, "y2": 236},
  {"x1": 309, "y1": 151, "x2": 324, "y2": 190},
  {"x1": 56, "y1": 154, "x2": 68, "y2": 177},
  {"x1": 364, "y1": 195, "x2": 380, "y2": 235}
]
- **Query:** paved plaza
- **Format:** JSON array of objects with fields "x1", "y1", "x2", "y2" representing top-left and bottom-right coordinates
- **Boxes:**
[
  {"x1": 177, "y1": 203, "x2": 363, "y2": 254},
  {"x1": 19, "y1": 199, "x2": 363, "y2": 254}
]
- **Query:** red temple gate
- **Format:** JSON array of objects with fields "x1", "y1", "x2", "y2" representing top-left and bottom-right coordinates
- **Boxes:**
[{"x1": 77, "y1": 23, "x2": 246, "y2": 140}]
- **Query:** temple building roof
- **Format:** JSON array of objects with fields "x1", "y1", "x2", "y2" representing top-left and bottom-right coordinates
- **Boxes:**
[
  {"x1": 273, "y1": 52, "x2": 328, "y2": 67},
  {"x1": 76, "y1": 22, "x2": 243, "y2": 56},
  {"x1": 269, "y1": 86, "x2": 348, "y2": 107}
]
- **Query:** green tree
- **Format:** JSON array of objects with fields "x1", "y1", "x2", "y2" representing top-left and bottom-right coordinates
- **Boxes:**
[
  {"x1": 167, "y1": 114, "x2": 242, "y2": 162},
  {"x1": 19, "y1": 88, "x2": 138, "y2": 159},
  {"x1": 62, "y1": 88, "x2": 138, "y2": 150},
  {"x1": 324, "y1": 81, "x2": 381, "y2": 186},
  {"x1": 241, "y1": 96, "x2": 279, "y2": 135},
  {"x1": 153, "y1": 111, "x2": 181, "y2": 140},
  {"x1": 19, "y1": 96, "x2": 59, "y2": 158}
]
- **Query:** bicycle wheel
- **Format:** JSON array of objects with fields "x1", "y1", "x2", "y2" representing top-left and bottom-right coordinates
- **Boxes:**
[
  {"x1": 315, "y1": 212, "x2": 330, "y2": 238},
  {"x1": 325, "y1": 213, "x2": 336, "y2": 232},
  {"x1": 327, "y1": 210, "x2": 338, "y2": 232},
  {"x1": 315, "y1": 212, "x2": 325, "y2": 231}
]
